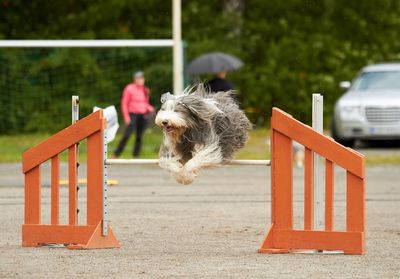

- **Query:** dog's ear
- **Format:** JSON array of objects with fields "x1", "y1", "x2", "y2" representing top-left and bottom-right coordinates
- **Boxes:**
[
  {"x1": 203, "y1": 98, "x2": 223, "y2": 114},
  {"x1": 180, "y1": 97, "x2": 221, "y2": 121},
  {"x1": 160, "y1": 92, "x2": 173, "y2": 104}
]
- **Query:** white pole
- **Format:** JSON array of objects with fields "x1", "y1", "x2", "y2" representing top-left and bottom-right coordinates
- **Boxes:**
[
  {"x1": 72, "y1": 96, "x2": 79, "y2": 124},
  {"x1": 102, "y1": 128, "x2": 108, "y2": 236},
  {"x1": 106, "y1": 159, "x2": 271, "y2": 166},
  {"x1": 312, "y1": 94, "x2": 324, "y2": 231},
  {"x1": 172, "y1": 0, "x2": 184, "y2": 95},
  {"x1": 72, "y1": 96, "x2": 80, "y2": 223}
]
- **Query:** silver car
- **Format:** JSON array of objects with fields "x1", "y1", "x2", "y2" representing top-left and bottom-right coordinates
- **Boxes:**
[{"x1": 332, "y1": 63, "x2": 400, "y2": 146}]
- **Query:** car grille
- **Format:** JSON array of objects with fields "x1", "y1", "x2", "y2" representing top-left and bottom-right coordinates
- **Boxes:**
[{"x1": 365, "y1": 107, "x2": 400, "y2": 124}]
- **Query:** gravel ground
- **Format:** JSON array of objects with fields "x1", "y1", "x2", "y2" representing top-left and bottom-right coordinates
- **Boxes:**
[{"x1": 0, "y1": 163, "x2": 399, "y2": 278}]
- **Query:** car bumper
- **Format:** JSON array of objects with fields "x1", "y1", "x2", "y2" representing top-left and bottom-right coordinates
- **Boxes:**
[{"x1": 336, "y1": 121, "x2": 400, "y2": 139}]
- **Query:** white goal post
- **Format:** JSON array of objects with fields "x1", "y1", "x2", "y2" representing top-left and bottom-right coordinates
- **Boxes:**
[{"x1": 0, "y1": 0, "x2": 184, "y2": 95}]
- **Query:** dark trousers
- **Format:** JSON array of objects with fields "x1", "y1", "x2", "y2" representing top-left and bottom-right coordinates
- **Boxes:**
[{"x1": 114, "y1": 113, "x2": 148, "y2": 157}]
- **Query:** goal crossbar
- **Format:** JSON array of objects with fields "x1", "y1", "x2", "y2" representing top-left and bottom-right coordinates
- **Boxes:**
[{"x1": 0, "y1": 39, "x2": 174, "y2": 48}]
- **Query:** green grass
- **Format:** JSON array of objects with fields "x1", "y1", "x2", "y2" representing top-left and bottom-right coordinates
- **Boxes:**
[
  {"x1": 364, "y1": 155, "x2": 400, "y2": 165},
  {"x1": 236, "y1": 128, "x2": 270, "y2": 159},
  {"x1": 0, "y1": 128, "x2": 164, "y2": 163},
  {"x1": 2, "y1": 127, "x2": 400, "y2": 165},
  {"x1": 111, "y1": 127, "x2": 164, "y2": 159},
  {"x1": 0, "y1": 133, "x2": 53, "y2": 163},
  {"x1": 0, "y1": 127, "x2": 270, "y2": 163}
]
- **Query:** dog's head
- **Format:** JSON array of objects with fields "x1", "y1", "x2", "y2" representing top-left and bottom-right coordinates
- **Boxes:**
[{"x1": 155, "y1": 90, "x2": 222, "y2": 137}]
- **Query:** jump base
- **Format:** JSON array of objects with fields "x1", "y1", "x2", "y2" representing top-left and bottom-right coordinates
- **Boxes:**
[{"x1": 22, "y1": 222, "x2": 120, "y2": 249}]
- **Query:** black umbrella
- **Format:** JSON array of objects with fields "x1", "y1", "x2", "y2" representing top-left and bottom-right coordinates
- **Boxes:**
[{"x1": 187, "y1": 52, "x2": 243, "y2": 75}]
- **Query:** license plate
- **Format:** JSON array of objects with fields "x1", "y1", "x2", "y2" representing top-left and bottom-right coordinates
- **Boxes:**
[{"x1": 370, "y1": 126, "x2": 400, "y2": 135}]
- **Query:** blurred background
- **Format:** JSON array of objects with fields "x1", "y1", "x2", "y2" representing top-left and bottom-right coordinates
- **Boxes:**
[{"x1": 1, "y1": 0, "x2": 400, "y2": 161}]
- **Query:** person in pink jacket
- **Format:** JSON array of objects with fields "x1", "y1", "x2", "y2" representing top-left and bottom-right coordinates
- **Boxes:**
[{"x1": 114, "y1": 71, "x2": 154, "y2": 157}]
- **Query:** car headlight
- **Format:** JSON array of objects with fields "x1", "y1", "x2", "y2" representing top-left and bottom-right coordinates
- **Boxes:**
[{"x1": 339, "y1": 106, "x2": 362, "y2": 121}]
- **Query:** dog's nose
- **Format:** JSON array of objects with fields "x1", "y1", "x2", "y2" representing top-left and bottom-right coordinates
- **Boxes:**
[{"x1": 162, "y1": 120, "x2": 169, "y2": 126}]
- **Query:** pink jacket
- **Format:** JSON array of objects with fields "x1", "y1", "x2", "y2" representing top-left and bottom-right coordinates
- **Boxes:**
[{"x1": 121, "y1": 83, "x2": 154, "y2": 124}]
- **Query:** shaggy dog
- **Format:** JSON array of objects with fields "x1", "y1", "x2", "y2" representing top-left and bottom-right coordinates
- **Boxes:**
[{"x1": 155, "y1": 85, "x2": 252, "y2": 185}]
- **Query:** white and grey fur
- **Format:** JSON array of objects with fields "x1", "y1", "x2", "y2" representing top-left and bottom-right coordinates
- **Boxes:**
[{"x1": 155, "y1": 85, "x2": 252, "y2": 185}]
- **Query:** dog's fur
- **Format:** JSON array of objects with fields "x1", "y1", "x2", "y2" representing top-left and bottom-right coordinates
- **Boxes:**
[{"x1": 155, "y1": 85, "x2": 252, "y2": 185}]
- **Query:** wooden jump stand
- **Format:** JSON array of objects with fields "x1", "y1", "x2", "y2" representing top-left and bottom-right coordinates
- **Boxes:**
[
  {"x1": 22, "y1": 109, "x2": 120, "y2": 249},
  {"x1": 258, "y1": 108, "x2": 365, "y2": 255}
]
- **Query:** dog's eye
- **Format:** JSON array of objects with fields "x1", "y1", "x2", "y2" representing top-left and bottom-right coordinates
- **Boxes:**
[{"x1": 160, "y1": 108, "x2": 165, "y2": 111}]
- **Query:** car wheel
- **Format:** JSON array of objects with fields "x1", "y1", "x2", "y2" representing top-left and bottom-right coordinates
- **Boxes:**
[{"x1": 331, "y1": 120, "x2": 355, "y2": 147}]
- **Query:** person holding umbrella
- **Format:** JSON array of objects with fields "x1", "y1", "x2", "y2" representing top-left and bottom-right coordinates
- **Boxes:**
[
  {"x1": 187, "y1": 52, "x2": 243, "y2": 92},
  {"x1": 205, "y1": 70, "x2": 234, "y2": 92}
]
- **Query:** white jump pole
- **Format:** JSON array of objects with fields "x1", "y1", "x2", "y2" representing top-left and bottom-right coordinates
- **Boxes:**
[
  {"x1": 102, "y1": 117, "x2": 109, "y2": 237},
  {"x1": 106, "y1": 159, "x2": 271, "y2": 166},
  {"x1": 72, "y1": 96, "x2": 80, "y2": 224},
  {"x1": 72, "y1": 96, "x2": 79, "y2": 123},
  {"x1": 312, "y1": 94, "x2": 324, "y2": 231}
]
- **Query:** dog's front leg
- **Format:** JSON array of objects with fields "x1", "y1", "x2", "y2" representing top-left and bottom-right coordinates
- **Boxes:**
[
  {"x1": 158, "y1": 144, "x2": 183, "y2": 174},
  {"x1": 181, "y1": 142, "x2": 223, "y2": 184},
  {"x1": 158, "y1": 142, "x2": 197, "y2": 185},
  {"x1": 159, "y1": 155, "x2": 194, "y2": 185}
]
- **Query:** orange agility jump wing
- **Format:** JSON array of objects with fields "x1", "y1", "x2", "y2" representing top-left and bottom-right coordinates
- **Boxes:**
[
  {"x1": 259, "y1": 108, "x2": 365, "y2": 255},
  {"x1": 22, "y1": 110, "x2": 120, "y2": 249}
]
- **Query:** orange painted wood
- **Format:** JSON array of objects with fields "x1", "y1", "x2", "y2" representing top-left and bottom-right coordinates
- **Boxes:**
[
  {"x1": 260, "y1": 108, "x2": 365, "y2": 255},
  {"x1": 24, "y1": 166, "x2": 41, "y2": 225},
  {"x1": 22, "y1": 110, "x2": 104, "y2": 173},
  {"x1": 87, "y1": 131, "x2": 103, "y2": 225},
  {"x1": 51, "y1": 155, "x2": 60, "y2": 225},
  {"x1": 271, "y1": 108, "x2": 365, "y2": 178},
  {"x1": 22, "y1": 223, "x2": 120, "y2": 249},
  {"x1": 68, "y1": 223, "x2": 121, "y2": 249},
  {"x1": 325, "y1": 160, "x2": 334, "y2": 231},
  {"x1": 258, "y1": 224, "x2": 289, "y2": 253},
  {"x1": 22, "y1": 224, "x2": 96, "y2": 245},
  {"x1": 346, "y1": 171, "x2": 366, "y2": 233},
  {"x1": 272, "y1": 129, "x2": 293, "y2": 230},
  {"x1": 22, "y1": 110, "x2": 119, "y2": 249},
  {"x1": 68, "y1": 145, "x2": 78, "y2": 225},
  {"x1": 304, "y1": 147, "x2": 313, "y2": 230},
  {"x1": 270, "y1": 229, "x2": 364, "y2": 254}
]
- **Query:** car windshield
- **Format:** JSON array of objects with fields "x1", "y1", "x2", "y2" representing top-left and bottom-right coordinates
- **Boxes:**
[{"x1": 352, "y1": 71, "x2": 400, "y2": 91}]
